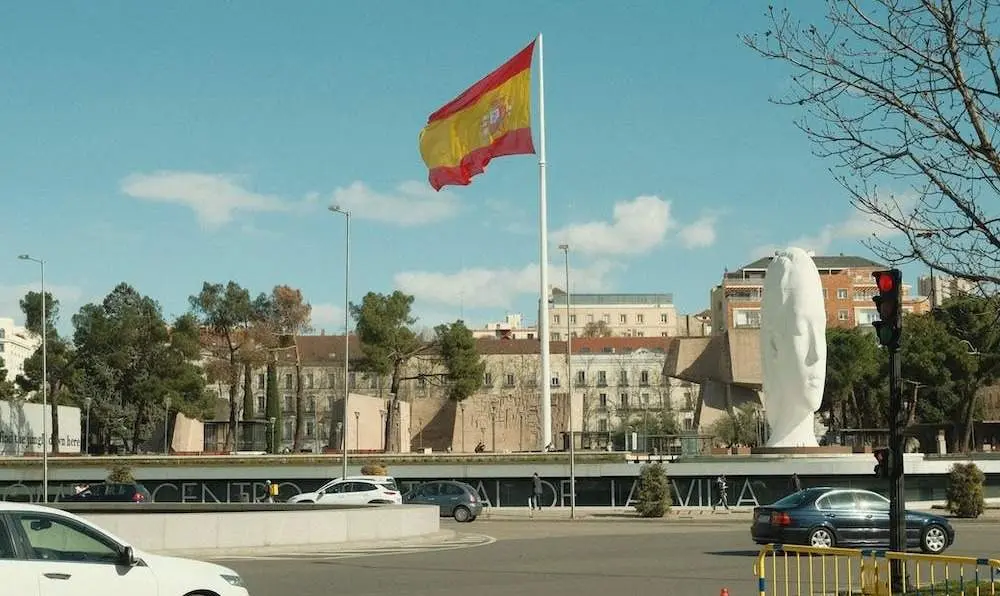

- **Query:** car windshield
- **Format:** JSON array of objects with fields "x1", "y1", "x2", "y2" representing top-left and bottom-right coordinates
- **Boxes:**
[{"x1": 768, "y1": 491, "x2": 811, "y2": 508}]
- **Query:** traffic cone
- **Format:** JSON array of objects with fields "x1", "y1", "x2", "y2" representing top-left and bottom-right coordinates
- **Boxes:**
[{"x1": 719, "y1": 589, "x2": 729, "y2": 596}]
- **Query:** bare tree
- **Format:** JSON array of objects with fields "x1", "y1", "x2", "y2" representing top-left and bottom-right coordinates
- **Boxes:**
[{"x1": 745, "y1": 1, "x2": 1000, "y2": 287}]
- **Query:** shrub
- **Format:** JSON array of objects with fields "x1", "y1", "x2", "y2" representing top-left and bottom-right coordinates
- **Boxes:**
[
  {"x1": 107, "y1": 462, "x2": 135, "y2": 484},
  {"x1": 635, "y1": 462, "x2": 671, "y2": 518},
  {"x1": 946, "y1": 462, "x2": 985, "y2": 518},
  {"x1": 360, "y1": 462, "x2": 388, "y2": 476}
]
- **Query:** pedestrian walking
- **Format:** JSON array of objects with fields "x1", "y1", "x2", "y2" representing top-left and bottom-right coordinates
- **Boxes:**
[
  {"x1": 530, "y1": 472, "x2": 543, "y2": 511},
  {"x1": 713, "y1": 474, "x2": 729, "y2": 511},
  {"x1": 790, "y1": 473, "x2": 802, "y2": 494}
]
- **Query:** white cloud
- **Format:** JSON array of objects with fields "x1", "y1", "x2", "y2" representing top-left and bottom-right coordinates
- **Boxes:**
[
  {"x1": 553, "y1": 195, "x2": 675, "y2": 256},
  {"x1": 311, "y1": 303, "x2": 347, "y2": 332},
  {"x1": 678, "y1": 216, "x2": 718, "y2": 249},
  {"x1": 331, "y1": 180, "x2": 460, "y2": 226},
  {"x1": 394, "y1": 261, "x2": 619, "y2": 309},
  {"x1": 121, "y1": 171, "x2": 291, "y2": 229}
]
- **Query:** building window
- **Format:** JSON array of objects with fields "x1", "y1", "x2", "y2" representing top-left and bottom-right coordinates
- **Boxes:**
[
  {"x1": 856, "y1": 308, "x2": 878, "y2": 325},
  {"x1": 636, "y1": 331, "x2": 644, "y2": 337},
  {"x1": 837, "y1": 288, "x2": 848, "y2": 300},
  {"x1": 505, "y1": 373, "x2": 516, "y2": 387},
  {"x1": 327, "y1": 373, "x2": 335, "y2": 388},
  {"x1": 306, "y1": 373, "x2": 314, "y2": 389},
  {"x1": 554, "y1": 314, "x2": 561, "y2": 324},
  {"x1": 257, "y1": 394, "x2": 265, "y2": 414},
  {"x1": 598, "y1": 419, "x2": 608, "y2": 432},
  {"x1": 257, "y1": 374, "x2": 265, "y2": 389},
  {"x1": 733, "y1": 309, "x2": 761, "y2": 328},
  {"x1": 640, "y1": 370, "x2": 650, "y2": 386},
  {"x1": 551, "y1": 332, "x2": 561, "y2": 341},
  {"x1": 483, "y1": 373, "x2": 493, "y2": 387},
  {"x1": 551, "y1": 375, "x2": 560, "y2": 388},
  {"x1": 637, "y1": 314, "x2": 645, "y2": 323},
  {"x1": 576, "y1": 370, "x2": 586, "y2": 385},
  {"x1": 660, "y1": 313, "x2": 668, "y2": 323},
  {"x1": 619, "y1": 370, "x2": 628, "y2": 385},
  {"x1": 587, "y1": 314, "x2": 595, "y2": 323},
  {"x1": 569, "y1": 314, "x2": 576, "y2": 324},
  {"x1": 283, "y1": 419, "x2": 294, "y2": 439},
  {"x1": 597, "y1": 371, "x2": 607, "y2": 386},
  {"x1": 284, "y1": 374, "x2": 293, "y2": 390},
  {"x1": 602, "y1": 314, "x2": 610, "y2": 323},
  {"x1": 306, "y1": 420, "x2": 315, "y2": 438},
  {"x1": 620, "y1": 393, "x2": 629, "y2": 408},
  {"x1": 599, "y1": 393, "x2": 608, "y2": 409},
  {"x1": 838, "y1": 309, "x2": 849, "y2": 321},
  {"x1": 619, "y1": 314, "x2": 627, "y2": 324},
  {"x1": 0, "y1": 329, "x2": 4, "y2": 338}
]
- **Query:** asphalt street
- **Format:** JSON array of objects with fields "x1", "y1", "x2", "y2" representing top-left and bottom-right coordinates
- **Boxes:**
[{"x1": 221, "y1": 519, "x2": 1000, "y2": 596}]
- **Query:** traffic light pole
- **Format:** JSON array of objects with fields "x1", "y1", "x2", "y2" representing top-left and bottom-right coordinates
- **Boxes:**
[{"x1": 888, "y1": 346, "x2": 905, "y2": 592}]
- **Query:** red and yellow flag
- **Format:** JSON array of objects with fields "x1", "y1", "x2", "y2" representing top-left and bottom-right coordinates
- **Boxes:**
[{"x1": 419, "y1": 41, "x2": 536, "y2": 191}]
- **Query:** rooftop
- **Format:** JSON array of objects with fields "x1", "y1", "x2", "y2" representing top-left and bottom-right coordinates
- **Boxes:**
[
  {"x1": 550, "y1": 290, "x2": 674, "y2": 306},
  {"x1": 725, "y1": 255, "x2": 887, "y2": 278}
]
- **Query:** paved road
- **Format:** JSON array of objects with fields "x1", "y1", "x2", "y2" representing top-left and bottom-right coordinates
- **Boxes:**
[{"x1": 222, "y1": 519, "x2": 1000, "y2": 596}]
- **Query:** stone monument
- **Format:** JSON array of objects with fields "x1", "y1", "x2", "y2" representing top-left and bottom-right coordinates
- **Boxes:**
[{"x1": 759, "y1": 247, "x2": 826, "y2": 448}]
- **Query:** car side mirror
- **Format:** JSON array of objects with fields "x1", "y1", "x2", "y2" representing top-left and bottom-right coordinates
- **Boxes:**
[{"x1": 119, "y1": 545, "x2": 138, "y2": 567}]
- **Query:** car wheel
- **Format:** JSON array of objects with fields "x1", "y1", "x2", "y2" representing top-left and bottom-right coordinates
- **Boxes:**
[
  {"x1": 921, "y1": 524, "x2": 948, "y2": 554},
  {"x1": 453, "y1": 505, "x2": 472, "y2": 523},
  {"x1": 807, "y1": 527, "x2": 836, "y2": 548}
]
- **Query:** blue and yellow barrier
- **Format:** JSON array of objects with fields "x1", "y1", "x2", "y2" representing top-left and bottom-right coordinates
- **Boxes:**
[{"x1": 754, "y1": 543, "x2": 1000, "y2": 595}]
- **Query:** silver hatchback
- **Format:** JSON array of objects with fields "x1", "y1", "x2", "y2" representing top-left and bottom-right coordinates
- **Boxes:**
[{"x1": 403, "y1": 480, "x2": 483, "y2": 522}]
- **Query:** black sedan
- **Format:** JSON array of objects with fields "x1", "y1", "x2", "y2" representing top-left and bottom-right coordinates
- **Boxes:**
[{"x1": 751, "y1": 487, "x2": 955, "y2": 554}]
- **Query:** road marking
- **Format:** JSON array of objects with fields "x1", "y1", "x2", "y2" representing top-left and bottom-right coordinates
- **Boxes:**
[{"x1": 210, "y1": 533, "x2": 497, "y2": 561}]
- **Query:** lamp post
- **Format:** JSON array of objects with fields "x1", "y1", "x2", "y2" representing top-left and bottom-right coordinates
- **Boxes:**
[
  {"x1": 379, "y1": 409, "x2": 386, "y2": 451},
  {"x1": 163, "y1": 397, "x2": 171, "y2": 454},
  {"x1": 490, "y1": 402, "x2": 498, "y2": 453},
  {"x1": 328, "y1": 206, "x2": 351, "y2": 480},
  {"x1": 354, "y1": 411, "x2": 360, "y2": 452},
  {"x1": 558, "y1": 243, "x2": 576, "y2": 518},
  {"x1": 84, "y1": 397, "x2": 91, "y2": 456},
  {"x1": 459, "y1": 403, "x2": 466, "y2": 452},
  {"x1": 17, "y1": 254, "x2": 47, "y2": 503},
  {"x1": 269, "y1": 417, "x2": 276, "y2": 454}
]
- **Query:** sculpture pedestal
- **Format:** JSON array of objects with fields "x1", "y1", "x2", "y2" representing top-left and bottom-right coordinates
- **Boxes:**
[{"x1": 751, "y1": 445, "x2": 853, "y2": 455}]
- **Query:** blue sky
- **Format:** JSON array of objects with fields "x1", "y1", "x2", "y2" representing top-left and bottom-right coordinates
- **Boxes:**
[{"x1": 0, "y1": 1, "x2": 923, "y2": 336}]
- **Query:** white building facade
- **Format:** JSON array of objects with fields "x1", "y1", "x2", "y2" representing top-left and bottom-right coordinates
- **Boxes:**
[{"x1": 0, "y1": 317, "x2": 40, "y2": 382}]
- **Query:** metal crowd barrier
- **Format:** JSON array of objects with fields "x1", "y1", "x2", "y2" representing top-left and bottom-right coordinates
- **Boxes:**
[{"x1": 754, "y1": 543, "x2": 1000, "y2": 595}]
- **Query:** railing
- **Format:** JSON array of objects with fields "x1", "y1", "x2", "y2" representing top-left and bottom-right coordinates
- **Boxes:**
[{"x1": 755, "y1": 543, "x2": 1000, "y2": 595}]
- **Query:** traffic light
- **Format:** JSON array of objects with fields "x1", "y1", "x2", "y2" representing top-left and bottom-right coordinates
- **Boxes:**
[
  {"x1": 874, "y1": 447, "x2": 892, "y2": 478},
  {"x1": 872, "y1": 269, "x2": 903, "y2": 349}
]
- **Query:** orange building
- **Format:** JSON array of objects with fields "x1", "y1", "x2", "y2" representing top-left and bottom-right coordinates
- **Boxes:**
[{"x1": 710, "y1": 254, "x2": 929, "y2": 333}]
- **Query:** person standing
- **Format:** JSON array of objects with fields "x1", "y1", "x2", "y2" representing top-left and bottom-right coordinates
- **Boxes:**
[
  {"x1": 531, "y1": 472, "x2": 543, "y2": 511},
  {"x1": 790, "y1": 473, "x2": 802, "y2": 494},
  {"x1": 713, "y1": 474, "x2": 729, "y2": 511}
]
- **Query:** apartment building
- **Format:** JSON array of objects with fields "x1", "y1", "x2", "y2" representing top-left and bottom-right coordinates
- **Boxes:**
[
  {"x1": 918, "y1": 274, "x2": 976, "y2": 308},
  {"x1": 547, "y1": 290, "x2": 678, "y2": 340},
  {"x1": 0, "y1": 317, "x2": 40, "y2": 382},
  {"x1": 470, "y1": 313, "x2": 537, "y2": 340},
  {"x1": 709, "y1": 254, "x2": 930, "y2": 333}
]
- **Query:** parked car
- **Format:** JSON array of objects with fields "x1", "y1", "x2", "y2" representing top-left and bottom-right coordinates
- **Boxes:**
[
  {"x1": 59, "y1": 482, "x2": 152, "y2": 503},
  {"x1": 286, "y1": 475, "x2": 402, "y2": 505},
  {"x1": 0, "y1": 501, "x2": 249, "y2": 595},
  {"x1": 751, "y1": 487, "x2": 955, "y2": 554},
  {"x1": 403, "y1": 480, "x2": 483, "y2": 522}
]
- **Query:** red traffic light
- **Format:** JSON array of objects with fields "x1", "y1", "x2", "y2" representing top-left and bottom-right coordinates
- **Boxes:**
[{"x1": 875, "y1": 272, "x2": 896, "y2": 293}]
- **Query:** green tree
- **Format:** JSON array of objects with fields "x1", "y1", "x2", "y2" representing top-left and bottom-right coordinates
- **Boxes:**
[
  {"x1": 262, "y1": 285, "x2": 312, "y2": 451},
  {"x1": 708, "y1": 402, "x2": 761, "y2": 448},
  {"x1": 0, "y1": 361, "x2": 17, "y2": 401},
  {"x1": 433, "y1": 321, "x2": 485, "y2": 401},
  {"x1": 350, "y1": 291, "x2": 484, "y2": 452},
  {"x1": 189, "y1": 281, "x2": 260, "y2": 452},
  {"x1": 16, "y1": 291, "x2": 74, "y2": 453},
  {"x1": 73, "y1": 283, "x2": 213, "y2": 453},
  {"x1": 635, "y1": 462, "x2": 670, "y2": 518},
  {"x1": 946, "y1": 462, "x2": 985, "y2": 519},
  {"x1": 823, "y1": 327, "x2": 887, "y2": 429}
]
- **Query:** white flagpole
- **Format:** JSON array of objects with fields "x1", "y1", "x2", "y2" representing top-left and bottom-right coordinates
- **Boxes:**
[{"x1": 537, "y1": 33, "x2": 552, "y2": 451}]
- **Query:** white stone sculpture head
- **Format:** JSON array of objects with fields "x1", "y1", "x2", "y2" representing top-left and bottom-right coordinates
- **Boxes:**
[{"x1": 759, "y1": 247, "x2": 827, "y2": 447}]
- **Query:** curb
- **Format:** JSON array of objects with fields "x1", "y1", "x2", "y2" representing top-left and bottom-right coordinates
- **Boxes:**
[{"x1": 150, "y1": 529, "x2": 459, "y2": 557}]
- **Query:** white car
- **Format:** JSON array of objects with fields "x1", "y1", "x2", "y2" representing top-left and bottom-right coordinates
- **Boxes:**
[
  {"x1": 0, "y1": 501, "x2": 249, "y2": 596},
  {"x1": 286, "y1": 475, "x2": 402, "y2": 505}
]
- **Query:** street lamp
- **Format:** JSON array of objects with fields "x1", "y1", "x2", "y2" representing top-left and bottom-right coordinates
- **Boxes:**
[
  {"x1": 328, "y1": 205, "x2": 351, "y2": 480},
  {"x1": 17, "y1": 254, "x2": 47, "y2": 503},
  {"x1": 379, "y1": 409, "x2": 386, "y2": 451},
  {"x1": 269, "y1": 416, "x2": 276, "y2": 453},
  {"x1": 353, "y1": 411, "x2": 360, "y2": 453},
  {"x1": 163, "y1": 397, "x2": 171, "y2": 455},
  {"x1": 83, "y1": 397, "x2": 91, "y2": 456},
  {"x1": 558, "y1": 243, "x2": 576, "y2": 519}
]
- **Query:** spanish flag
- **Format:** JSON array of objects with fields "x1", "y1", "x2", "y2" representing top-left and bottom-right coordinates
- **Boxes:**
[{"x1": 419, "y1": 41, "x2": 537, "y2": 191}]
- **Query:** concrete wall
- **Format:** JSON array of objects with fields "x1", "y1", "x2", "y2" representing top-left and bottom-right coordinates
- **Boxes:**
[{"x1": 80, "y1": 505, "x2": 440, "y2": 553}]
